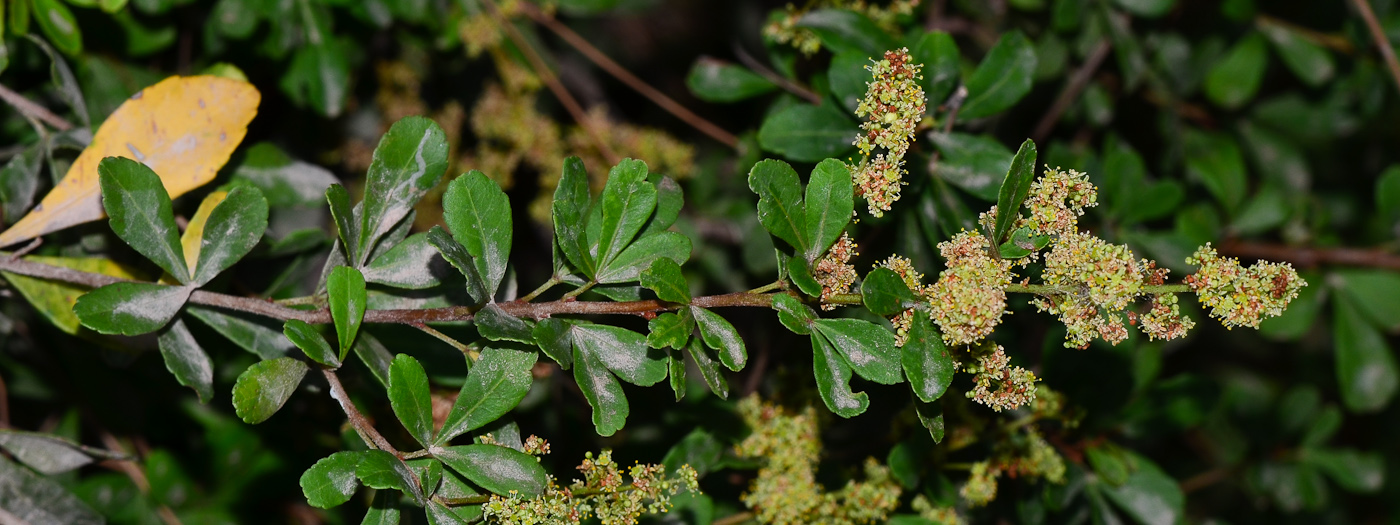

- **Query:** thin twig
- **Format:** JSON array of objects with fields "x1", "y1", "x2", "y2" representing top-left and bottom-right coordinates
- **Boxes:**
[
  {"x1": 1219, "y1": 240, "x2": 1400, "y2": 271},
  {"x1": 321, "y1": 369, "x2": 399, "y2": 456},
  {"x1": 1255, "y1": 14, "x2": 1354, "y2": 54},
  {"x1": 517, "y1": 1, "x2": 740, "y2": 148},
  {"x1": 730, "y1": 46, "x2": 823, "y2": 104},
  {"x1": 712, "y1": 512, "x2": 755, "y2": 525},
  {"x1": 95, "y1": 431, "x2": 182, "y2": 525},
  {"x1": 0, "y1": 82, "x2": 75, "y2": 131},
  {"x1": 1349, "y1": 0, "x2": 1400, "y2": 94},
  {"x1": 412, "y1": 322, "x2": 476, "y2": 364},
  {"x1": 1031, "y1": 39, "x2": 1112, "y2": 143},
  {"x1": 1180, "y1": 466, "x2": 1233, "y2": 494},
  {"x1": 480, "y1": 0, "x2": 621, "y2": 164}
]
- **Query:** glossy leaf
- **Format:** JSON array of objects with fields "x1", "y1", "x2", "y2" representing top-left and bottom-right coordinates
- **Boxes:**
[
  {"x1": 803, "y1": 159, "x2": 854, "y2": 261},
  {"x1": 1101, "y1": 452, "x2": 1185, "y2": 525},
  {"x1": 590, "y1": 159, "x2": 656, "y2": 270},
  {"x1": 643, "y1": 173, "x2": 683, "y2": 236},
  {"x1": 960, "y1": 31, "x2": 1037, "y2": 120},
  {"x1": 3, "y1": 255, "x2": 141, "y2": 335},
  {"x1": 573, "y1": 349, "x2": 629, "y2": 436},
  {"x1": 358, "y1": 116, "x2": 449, "y2": 266},
  {"x1": 666, "y1": 346, "x2": 686, "y2": 401},
  {"x1": 795, "y1": 9, "x2": 898, "y2": 55},
  {"x1": 692, "y1": 306, "x2": 747, "y2": 371},
  {"x1": 861, "y1": 267, "x2": 921, "y2": 316},
  {"x1": 772, "y1": 293, "x2": 815, "y2": 335},
  {"x1": 74, "y1": 282, "x2": 192, "y2": 336},
  {"x1": 574, "y1": 324, "x2": 668, "y2": 386},
  {"x1": 444, "y1": 171, "x2": 512, "y2": 297},
  {"x1": 362, "y1": 232, "x2": 446, "y2": 290},
  {"x1": 748, "y1": 159, "x2": 809, "y2": 252},
  {"x1": 190, "y1": 186, "x2": 267, "y2": 285},
  {"x1": 903, "y1": 313, "x2": 955, "y2": 403},
  {"x1": 0, "y1": 456, "x2": 103, "y2": 525},
  {"x1": 157, "y1": 318, "x2": 214, "y2": 403},
  {"x1": 1333, "y1": 296, "x2": 1398, "y2": 413},
  {"x1": 930, "y1": 132, "x2": 1014, "y2": 201},
  {"x1": 388, "y1": 354, "x2": 435, "y2": 447},
  {"x1": 641, "y1": 257, "x2": 691, "y2": 303},
  {"x1": 355, "y1": 450, "x2": 422, "y2": 503},
  {"x1": 993, "y1": 139, "x2": 1037, "y2": 244},
  {"x1": 360, "y1": 490, "x2": 401, "y2": 524},
  {"x1": 281, "y1": 42, "x2": 349, "y2": 118},
  {"x1": 1205, "y1": 32, "x2": 1267, "y2": 109},
  {"x1": 187, "y1": 305, "x2": 294, "y2": 360},
  {"x1": 553, "y1": 157, "x2": 594, "y2": 276},
  {"x1": 998, "y1": 226, "x2": 1050, "y2": 259},
  {"x1": 1183, "y1": 130, "x2": 1247, "y2": 213},
  {"x1": 648, "y1": 310, "x2": 694, "y2": 350},
  {"x1": 354, "y1": 332, "x2": 394, "y2": 388},
  {"x1": 787, "y1": 256, "x2": 823, "y2": 297},
  {"x1": 812, "y1": 319, "x2": 902, "y2": 385},
  {"x1": 910, "y1": 30, "x2": 961, "y2": 105},
  {"x1": 97, "y1": 157, "x2": 190, "y2": 283},
  {"x1": 31, "y1": 0, "x2": 81, "y2": 55},
  {"x1": 828, "y1": 51, "x2": 870, "y2": 112},
  {"x1": 284, "y1": 319, "x2": 338, "y2": 367},
  {"x1": 328, "y1": 266, "x2": 367, "y2": 360},
  {"x1": 0, "y1": 430, "x2": 95, "y2": 475},
  {"x1": 1114, "y1": 0, "x2": 1175, "y2": 17},
  {"x1": 914, "y1": 399, "x2": 945, "y2": 444},
  {"x1": 437, "y1": 347, "x2": 536, "y2": 444},
  {"x1": 597, "y1": 231, "x2": 692, "y2": 284},
  {"x1": 230, "y1": 142, "x2": 338, "y2": 207},
  {"x1": 757, "y1": 103, "x2": 858, "y2": 162},
  {"x1": 810, "y1": 332, "x2": 870, "y2": 417},
  {"x1": 300, "y1": 451, "x2": 364, "y2": 509},
  {"x1": 476, "y1": 304, "x2": 535, "y2": 344},
  {"x1": 1260, "y1": 22, "x2": 1333, "y2": 87},
  {"x1": 326, "y1": 184, "x2": 358, "y2": 262},
  {"x1": 532, "y1": 318, "x2": 574, "y2": 369},
  {"x1": 426, "y1": 226, "x2": 489, "y2": 302},
  {"x1": 231, "y1": 357, "x2": 308, "y2": 424},
  {"x1": 1334, "y1": 270, "x2": 1400, "y2": 331},
  {"x1": 435, "y1": 444, "x2": 547, "y2": 498},
  {"x1": 1303, "y1": 448, "x2": 1384, "y2": 493},
  {"x1": 686, "y1": 337, "x2": 730, "y2": 399},
  {"x1": 686, "y1": 58, "x2": 777, "y2": 102}
]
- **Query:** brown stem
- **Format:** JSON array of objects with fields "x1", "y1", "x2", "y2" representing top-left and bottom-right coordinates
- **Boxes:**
[
  {"x1": 731, "y1": 45, "x2": 823, "y2": 105},
  {"x1": 712, "y1": 511, "x2": 756, "y2": 525},
  {"x1": 1255, "y1": 14, "x2": 1354, "y2": 54},
  {"x1": 1218, "y1": 240, "x2": 1400, "y2": 271},
  {"x1": 321, "y1": 369, "x2": 400, "y2": 456},
  {"x1": 480, "y1": 0, "x2": 621, "y2": 164},
  {"x1": 1349, "y1": 0, "x2": 1400, "y2": 95},
  {"x1": 0, "y1": 373, "x2": 8, "y2": 429},
  {"x1": 0, "y1": 82, "x2": 75, "y2": 131},
  {"x1": 1179, "y1": 466, "x2": 1233, "y2": 494},
  {"x1": 1031, "y1": 39, "x2": 1112, "y2": 143},
  {"x1": 95, "y1": 431, "x2": 182, "y2": 525},
  {"x1": 517, "y1": 1, "x2": 740, "y2": 148}
]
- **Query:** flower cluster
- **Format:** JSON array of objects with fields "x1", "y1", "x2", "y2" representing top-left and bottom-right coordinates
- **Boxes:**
[
  {"x1": 958, "y1": 427, "x2": 1067, "y2": 508},
  {"x1": 1032, "y1": 232, "x2": 1144, "y2": 348},
  {"x1": 964, "y1": 343, "x2": 1038, "y2": 412},
  {"x1": 481, "y1": 449, "x2": 699, "y2": 525},
  {"x1": 813, "y1": 233, "x2": 860, "y2": 310},
  {"x1": 1024, "y1": 167, "x2": 1098, "y2": 236},
  {"x1": 850, "y1": 48, "x2": 926, "y2": 216},
  {"x1": 960, "y1": 461, "x2": 1000, "y2": 507},
  {"x1": 764, "y1": 1, "x2": 920, "y2": 56},
  {"x1": 911, "y1": 495, "x2": 965, "y2": 525},
  {"x1": 1184, "y1": 244, "x2": 1305, "y2": 329},
  {"x1": 927, "y1": 231, "x2": 1013, "y2": 345},
  {"x1": 735, "y1": 396, "x2": 903, "y2": 524}
]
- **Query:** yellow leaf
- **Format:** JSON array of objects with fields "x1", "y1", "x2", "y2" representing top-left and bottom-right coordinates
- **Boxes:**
[
  {"x1": 2, "y1": 256, "x2": 144, "y2": 334},
  {"x1": 0, "y1": 75, "x2": 261, "y2": 247},
  {"x1": 181, "y1": 191, "x2": 228, "y2": 276}
]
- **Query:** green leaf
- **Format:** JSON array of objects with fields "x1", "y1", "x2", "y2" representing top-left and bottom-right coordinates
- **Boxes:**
[
  {"x1": 532, "y1": 318, "x2": 574, "y2": 369},
  {"x1": 553, "y1": 157, "x2": 594, "y2": 277},
  {"x1": 1183, "y1": 129, "x2": 1248, "y2": 213},
  {"x1": 354, "y1": 332, "x2": 395, "y2": 388},
  {"x1": 686, "y1": 58, "x2": 777, "y2": 102},
  {"x1": 597, "y1": 231, "x2": 692, "y2": 284},
  {"x1": 426, "y1": 226, "x2": 489, "y2": 302},
  {"x1": 648, "y1": 309, "x2": 694, "y2": 350},
  {"x1": 757, "y1": 103, "x2": 859, "y2": 162},
  {"x1": 772, "y1": 293, "x2": 815, "y2": 335},
  {"x1": 641, "y1": 258, "x2": 690, "y2": 303},
  {"x1": 389, "y1": 354, "x2": 435, "y2": 447},
  {"x1": 98, "y1": 157, "x2": 190, "y2": 283},
  {"x1": 444, "y1": 171, "x2": 512, "y2": 297},
  {"x1": 812, "y1": 319, "x2": 902, "y2": 385},
  {"x1": 960, "y1": 31, "x2": 1037, "y2": 120},
  {"x1": 861, "y1": 267, "x2": 921, "y2": 316},
  {"x1": 914, "y1": 398, "x2": 945, "y2": 443},
  {"x1": 1205, "y1": 32, "x2": 1267, "y2": 109},
  {"x1": 910, "y1": 30, "x2": 961, "y2": 105},
  {"x1": 787, "y1": 256, "x2": 823, "y2": 297},
  {"x1": 300, "y1": 451, "x2": 364, "y2": 509},
  {"x1": 358, "y1": 116, "x2": 449, "y2": 266},
  {"x1": 748, "y1": 159, "x2": 809, "y2": 253},
  {"x1": 643, "y1": 173, "x2": 683, "y2": 236},
  {"x1": 828, "y1": 51, "x2": 870, "y2": 112},
  {"x1": 590, "y1": 159, "x2": 656, "y2": 270},
  {"x1": 1086, "y1": 444, "x2": 1131, "y2": 486},
  {"x1": 231, "y1": 357, "x2": 308, "y2": 424},
  {"x1": 0, "y1": 430, "x2": 95, "y2": 474},
  {"x1": 437, "y1": 347, "x2": 536, "y2": 444},
  {"x1": 1378, "y1": 165, "x2": 1400, "y2": 219},
  {"x1": 663, "y1": 429, "x2": 723, "y2": 477},
  {"x1": 803, "y1": 159, "x2": 854, "y2": 261},
  {"x1": 476, "y1": 304, "x2": 535, "y2": 344},
  {"x1": 328, "y1": 266, "x2": 367, "y2": 360},
  {"x1": 187, "y1": 305, "x2": 295, "y2": 360},
  {"x1": 362, "y1": 232, "x2": 446, "y2": 290},
  {"x1": 1332, "y1": 296, "x2": 1398, "y2": 413},
  {"x1": 1334, "y1": 270, "x2": 1400, "y2": 331},
  {"x1": 0, "y1": 456, "x2": 103, "y2": 525},
  {"x1": 930, "y1": 132, "x2": 1014, "y2": 201},
  {"x1": 360, "y1": 490, "x2": 401, "y2": 524},
  {"x1": 1303, "y1": 448, "x2": 1384, "y2": 493},
  {"x1": 281, "y1": 42, "x2": 350, "y2": 118},
  {"x1": 284, "y1": 319, "x2": 338, "y2": 367},
  {"x1": 74, "y1": 282, "x2": 192, "y2": 336},
  {"x1": 327, "y1": 184, "x2": 358, "y2": 263},
  {"x1": 355, "y1": 450, "x2": 422, "y2": 504},
  {"x1": 1300, "y1": 405, "x2": 1341, "y2": 448},
  {"x1": 666, "y1": 346, "x2": 686, "y2": 401},
  {"x1": 157, "y1": 318, "x2": 214, "y2": 403},
  {"x1": 426, "y1": 500, "x2": 476, "y2": 525},
  {"x1": 994, "y1": 139, "x2": 1037, "y2": 244},
  {"x1": 903, "y1": 313, "x2": 955, "y2": 403},
  {"x1": 810, "y1": 332, "x2": 870, "y2": 417},
  {"x1": 692, "y1": 306, "x2": 747, "y2": 371},
  {"x1": 1230, "y1": 184, "x2": 1288, "y2": 236},
  {"x1": 998, "y1": 226, "x2": 1050, "y2": 259},
  {"x1": 191, "y1": 186, "x2": 268, "y2": 286},
  {"x1": 1260, "y1": 22, "x2": 1333, "y2": 87},
  {"x1": 686, "y1": 337, "x2": 730, "y2": 399},
  {"x1": 573, "y1": 349, "x2": 628, "y2": 436},
  {"x1": 435, "y1": 444, "x2": 547, "y2": 498},
  {"x1": 1101, "y1": 452, "x2": 1185, "y2": 525},
  {"x1": 1114, "y1": 0, "x2": 1175, "y2": 17},
  {"x1": 795, "y1": 9, "x2": 898, "y2": 55},
  {"x1": 574, "y1": 324, "x2": 668, "y2": 386},
  {"x1": 31, "y1": 0, "x2": 82, "y2": 55}
]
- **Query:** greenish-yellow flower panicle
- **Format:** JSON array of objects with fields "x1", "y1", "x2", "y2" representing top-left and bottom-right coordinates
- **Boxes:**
[
  {"x1": 1025, "y1": 167, "x2": 1098, "y2": 236},
  {"x1": 1000, "y1": 429, "x2": 1067, "y2": 484},
  {"x1": 481, "y1": 448, "x2": 699, "y2": 525},
  {"x1": 1032, "y1": 232, "x2": 1144, "y2": 348},
  {"x1": 912, "y1": 495, "x2": 966, "y2": 525},
  {"x1": 960, "y1": 461, "x2": 1000, "y2": 507},
  {"x1": 814, "y1": 233, "x2": 860, "y2": 310},
  {"x1": 1185, "y1": 244, "x2": 1306, "y2": 329},
  {"x1": 876, "y1": 255, "x2": 926, "y2": 346},
  {"x1": 928, "y1": 231, "x2": 1012, "y2": 346},
  {"x1": 850, "y1": 48, "x2": 927, "y2": 217},
  {"x1": 965, "y1": 343, "x2": 1038, "y2": 412}
]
